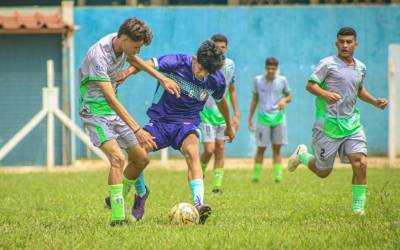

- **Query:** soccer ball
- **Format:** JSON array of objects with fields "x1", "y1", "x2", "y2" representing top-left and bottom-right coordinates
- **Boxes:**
[{"x1": 168, "y1": 202, "x2": 199, "y2": 225}]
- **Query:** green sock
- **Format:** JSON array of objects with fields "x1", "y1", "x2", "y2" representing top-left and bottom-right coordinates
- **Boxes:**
[
  {"x1": 252, "y1": 163, "x2": 262, "y2": 181},
  {"x1": 213, "y1": 168, "x2": 224, "y2": 189},
  {"x1": 109, "y1": 184, "x2": 125, "y2": 221},
  {"x1": 352, "y1": 184, "x2": 367, "y2": 211},
  {"x1": 201, "y1": 162, "x2": 208, "y2": 172},
  {"x1": 122, "y1": 177, "x2": 135, "y2": 199},
  {"x1": 298, "y1": 152, "x2": 314, "y2": 167},
  {"x1": 273, "y1": 163, "x2": 282, "y2": 181}
]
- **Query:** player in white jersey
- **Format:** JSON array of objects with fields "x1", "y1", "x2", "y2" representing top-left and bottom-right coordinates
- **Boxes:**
[
  {"x1": 248, "y1": 57, "x2": 291, "y2": 183},
  {"x1": 79, "y1": 18, "x2": 180, "y2": 226},
  {"x1": 287, "y1": 27, "x2": 388, "y2": 215},
  {"x1": 199, "y1": 34, "x2": 240, "y2": 194}
]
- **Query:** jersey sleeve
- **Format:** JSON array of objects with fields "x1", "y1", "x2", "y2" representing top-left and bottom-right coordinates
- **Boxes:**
[
  {"x1": 210, "y1": 72, "x2": 227, "y2": 102},
  {"x1": 309, "y1": 60, "x2": 329, "y2": 86},
  {"x1": 152, "y1": 54, "x2": 184, "y2": 72},
  {"x1": 359, "y1": 65, "x2": 367, "y2": 89},
  {"x1": 230, "y1": 61, "x2": 236, "y2": 84},
  {"x1": 282, "y1": 77, "x2": 291, "y2": 96},
  {"x1": 86, "y1": 53, "x2": 110, "y2": 82},
  {"x1": 252, "y1": 77, "x2": 258, "y2": 94}
]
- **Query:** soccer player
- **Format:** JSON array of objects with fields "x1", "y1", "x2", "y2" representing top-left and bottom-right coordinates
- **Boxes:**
[
  {"x1": 287, "y1": 27, "x2": 388, "y2": 215},
  {"x1": 248, "y1": 57, "x2": 292, "y2": 183},
  {"x1": 121, "y1": 40, "x2": 236, "y2": 224},
  {"x1": 79, "y1": 18, "x2": 180, "y2": 226},
  {"x1": 199, "y1": 34, "x2": 240, "y2": 194}
]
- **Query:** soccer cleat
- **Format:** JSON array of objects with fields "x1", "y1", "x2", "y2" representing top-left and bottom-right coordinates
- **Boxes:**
[
  {"x1": 212, "y1": 188, "x2": 222, "y2": 195},
  {"x1": 196, "y1": 204, "x2": 212, "y2": 224},
  {"x1": 110, "y1": 219, "x2": 129, "y2": 227},
  {"x1": 353, "y1": 209, "x2": 366, "y2": 216},
  {"x1": 287, "y1": 144, "x2": 308, "y2": 172},
  {"x1": 132, "y1": 186, "x2": 150, "y2": 221},
  {"x1": 105, "y1": 196, "x2": 111, "y2": 209}
]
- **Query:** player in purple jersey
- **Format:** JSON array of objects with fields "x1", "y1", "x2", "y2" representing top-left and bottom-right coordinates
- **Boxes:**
[{"x1": 113, "y1": 40, "x2": 236, "y2": 224}]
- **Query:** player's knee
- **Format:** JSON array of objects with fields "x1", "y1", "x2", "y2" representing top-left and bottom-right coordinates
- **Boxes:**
[
  {"x1": 215, "y1": 143, "x2": 225, "y2": 156},
  {"x1": 204, "y1": 146, "x2": 215, "y2": 155},
  {"x1": 316, "y1": 170, "x2": 331, "y2": 178},
  {"x1": 256, "y1": 147, "x2": 266, "y2": 155},
  {"x1": 129, "y1": 154, "x2": 150, "y2": 170},
  {"x1": 355, "y1": 157, "x2": 367, "y2": 174},
  {"x1": 183, "y1": 145, "x2": 199, "y2": 161},
  {"x1": 109, "y1": 153, "x2": 125, "y2": 169}
]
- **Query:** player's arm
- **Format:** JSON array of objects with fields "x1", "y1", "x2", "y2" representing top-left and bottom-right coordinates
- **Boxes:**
[
  {"x1": 358, "y1": 86, "x2": 388, "y2": 110},
  {"x1": 98, "y1": 81, "x2": 157, "y2": 149},
  {"x1": 278, "y1": 94, "x2": 292, "y2": 110},
  {"x1": 216, "y1": 97, "x2": 236, "y2": 143},
  {"x1": 247, "y1": 93, "x2": 257, "y2": 131},
  {"x1": 306, "y1": 81, "x2": 341, "y2": 104},
  {"x1": 126, "y1": 56, "x2": 181, "y2": 97},
  {"x1": 228, "y1": 83, "x2": 240, "y2": 129}
]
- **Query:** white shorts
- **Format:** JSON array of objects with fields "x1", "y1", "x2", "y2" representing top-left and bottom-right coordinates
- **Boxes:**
[
  {"x1": 312, "y1": 129, "x2": 368, "y2": 171},
  {"x1": 256, "y1": 124, "x2": 288, "y2": 147},
  {"x1": 201, "y1": 123, "x2": 226, "y2": 143}
]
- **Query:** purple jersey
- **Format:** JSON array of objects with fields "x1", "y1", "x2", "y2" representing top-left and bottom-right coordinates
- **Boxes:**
[{"x1": 147, "y1": 54, "x2": 226, "y2": 125}]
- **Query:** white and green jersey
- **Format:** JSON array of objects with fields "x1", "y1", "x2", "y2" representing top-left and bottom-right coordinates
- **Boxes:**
[
  {"x1": 309, "y1": 55, "x2": 366, "y2": 139},
  {"x1": 253, "y1": 74, "x2": 291, "y2": 126},
  {"x1": 200, "y1": 58, "x2": 235, "y2": 125},
  {"x1": 78, "y1": 33, "x2": 127, "y2": 116}
]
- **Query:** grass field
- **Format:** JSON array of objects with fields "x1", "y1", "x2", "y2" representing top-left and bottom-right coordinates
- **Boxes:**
[{"x1": 1, "y1": 167, "x2": 399, "y2": 249}]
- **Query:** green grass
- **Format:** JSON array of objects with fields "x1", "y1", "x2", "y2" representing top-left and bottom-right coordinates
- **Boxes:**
[{"x1": 1, "y1": 167, "x2": 399, "y2": 249}]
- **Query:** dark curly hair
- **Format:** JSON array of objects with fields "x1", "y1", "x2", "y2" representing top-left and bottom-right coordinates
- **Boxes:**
[
  {"x1": 117, "y1": 18, "x2": 153, "y2": 46},
  {"x1": 196, "y1": 40, "x2": 225, "y2": 74}
]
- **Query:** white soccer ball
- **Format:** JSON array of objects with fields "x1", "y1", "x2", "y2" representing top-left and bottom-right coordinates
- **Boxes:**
[{"x1": 168, "y1": 202, "x2": 199, "y2": 225}]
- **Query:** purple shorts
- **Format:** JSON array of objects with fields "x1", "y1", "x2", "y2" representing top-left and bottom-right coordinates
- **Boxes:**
[{"x1": 143, "y1": 121, "x2": 200, "y2": 151}]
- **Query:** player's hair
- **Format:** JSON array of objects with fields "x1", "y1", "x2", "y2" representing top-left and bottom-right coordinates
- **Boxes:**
[
  {"x1": 211, "y1": 34, "x2": 228, "y2": 45},
  {"x1": 117, "y1": 18, "x2": 153, "y2": 45},
  {"x1": 265, "y1": 57, "x2": 279, "y2": 67},
  {"x1": 337, "y1": 27, "x2": 357, "y2": 40},
  {"x1": 196, "y1": 40, "x2": 225, "y2": 74}
]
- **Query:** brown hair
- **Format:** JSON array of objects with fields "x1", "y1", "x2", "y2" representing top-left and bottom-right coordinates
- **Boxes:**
[{"x1": 118, "y1": 18, "x2": 153, "y2": 45}]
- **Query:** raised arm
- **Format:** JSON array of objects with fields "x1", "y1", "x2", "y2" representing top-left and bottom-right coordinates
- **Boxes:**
[
  {"x1": 127, "y1": 56, "x2": 181, "y2": 97},
  {"x1": 358, "y1": 86, "x2": 388, "y2": 110},
  {"x1": 98, "y1": 81, "x2": 157, "y2": 150},
  {"x1": 216, "y1": 97, "x2": 236, "y2": 143},
  {"x1": 248, "y1": 93, "x2": 257, "y2": 131}
]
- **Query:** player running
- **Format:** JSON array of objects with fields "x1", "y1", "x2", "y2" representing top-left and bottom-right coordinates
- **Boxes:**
[
  {"x1": 248, "y1": 57, "x2": 292, "y2": 183},
  {"x1": 199, "y1": 34, "x2": 240, "y2": 194},
  {"x1": 116, "y1": 40, "x2": 236, "y2": 224},
  {"x1": 287, "y1": 27, "x2": 388, "y2": 215},
  {"x1": 79, "y1": 18, "x2": 180, "y2": 226}
]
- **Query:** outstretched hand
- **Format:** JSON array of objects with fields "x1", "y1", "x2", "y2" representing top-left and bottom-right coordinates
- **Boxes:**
[{"x1": 160, "y1": 77, "x2": 181, "y2": 98}]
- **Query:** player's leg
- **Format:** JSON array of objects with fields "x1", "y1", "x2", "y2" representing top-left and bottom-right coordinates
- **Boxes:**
[
  {"x1": 124, "y1": 145, "x2": 151, "y2": 220},
  {"x1": 100, "y1": 140, "x2": 128, "y2": 226},
  {"x1": 288, "y1": 129, "x2": 335, "y2": 178},
  {"x1": 271, "y1": 144, "x2": 282, "y2": 182},
  {"x1": 252, "y1": 125, "x2": 269, "y2": 182},
  {"x1": 213, "y1": 139, "x2": 225, "y2": 193},
  {"x1": 252, "y1": 146, "x2": 266, "y2": 182},
  {"x1": 348, "y1": 153, "x2": 367, "y2": 215},
  {"x1": 270, "y1": 124, "x2": 287, "y2": 182},
  {"x1": 341, "y1": 130, "x2": 368, "y2": 215},
  {"x1": 212, "y1": 124, "x2": 227, "y2": 193},
  {"x1": 180, "y1": 133, "x2": 211, "y2": 224},
  {"x1": 200, "y1": 124, "x2": 216, "y2": 172}
]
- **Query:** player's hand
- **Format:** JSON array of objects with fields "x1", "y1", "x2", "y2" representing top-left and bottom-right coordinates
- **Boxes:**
[
  {"x1": 248, "y1": 120, "x2": 255, "y2": 132},
  {"x1": 160, "y1": 77, "x2": 181, "y2": 98},
  {"x1": 323, "y1": 91, "x2": 341, "y2": 104},
  {"x1": 374, "y1": 98, "x2": 388, "y2": 110},
  {"x1": 278, "y1": 99, "x2": 287, "y2": 110},
  {"x1": 135, "y1": 128, "x2": 157, "y2": 151},
  {"x1": 232, "y1": 114, "x2": 240, "y2": 130},
  {"x1": 224, "y1": 125, "x2": 236, "y2": 143}
]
